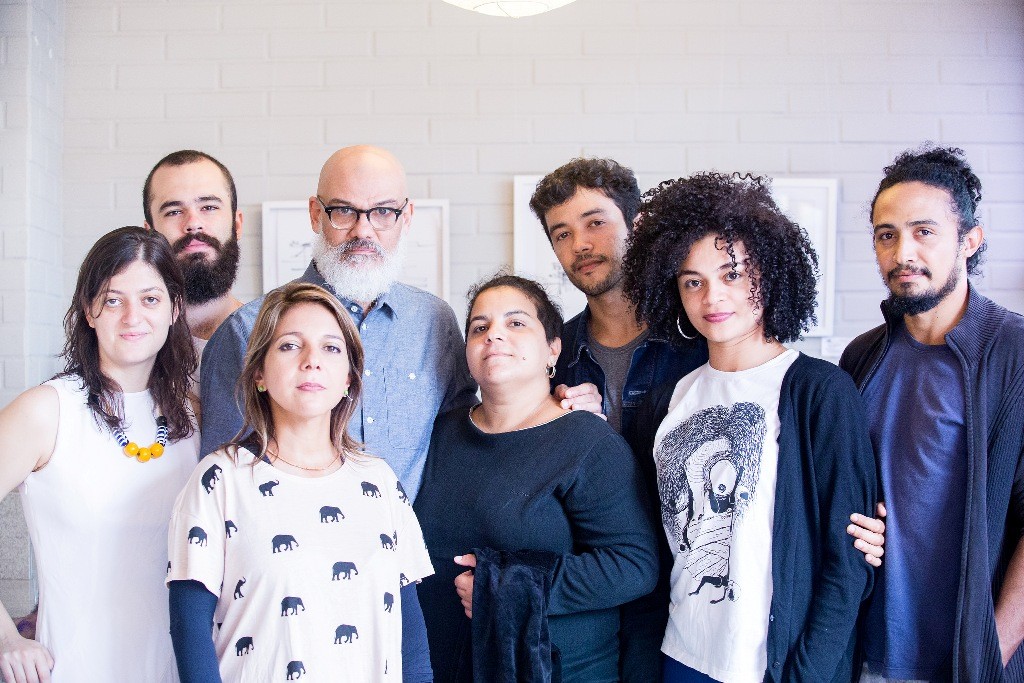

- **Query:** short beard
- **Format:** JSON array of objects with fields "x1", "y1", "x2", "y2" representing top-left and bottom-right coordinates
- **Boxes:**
[
  {"x1": 311, "y1": 231, "x2": 406, "y2": 304},
  {"x1": 172, "y1": 232, "x2": 241, "y2": 305},
  {"x1": 566, "y1": 254, "x2": 625, "y2": 298},
  {"x1": 884, "y1": 262, "x2": 961, "y2": 317}
]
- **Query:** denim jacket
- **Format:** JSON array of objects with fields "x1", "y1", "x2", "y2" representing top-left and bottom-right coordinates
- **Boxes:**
[{"x1": 552, "y1": 307, "x2": 707, "y2": 437}]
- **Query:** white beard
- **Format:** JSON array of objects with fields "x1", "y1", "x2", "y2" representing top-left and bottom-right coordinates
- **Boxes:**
[{"x1": 311, "y1": 230, "x2": 406, "y2": 305}]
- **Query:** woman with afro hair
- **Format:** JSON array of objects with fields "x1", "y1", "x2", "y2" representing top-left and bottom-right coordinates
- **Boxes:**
[{"x1": 622, "y1": 172, "x2": 879, "y2": 683}]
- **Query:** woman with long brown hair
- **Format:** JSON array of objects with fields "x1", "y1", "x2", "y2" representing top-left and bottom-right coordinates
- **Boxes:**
[
  {"x1": 166, "y1": 282, "x2": 433, "y2": 683},
  {"x1": 0, "y1": 226, "x2": 199, "y2": 683}
]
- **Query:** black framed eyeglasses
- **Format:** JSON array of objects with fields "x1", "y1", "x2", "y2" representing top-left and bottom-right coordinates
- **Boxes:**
[{"x1": 316, "y1": 196, "x2": 409, "y2": 232}]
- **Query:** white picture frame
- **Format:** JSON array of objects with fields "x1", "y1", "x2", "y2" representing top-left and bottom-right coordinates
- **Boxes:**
[
  {"x1": 512, "y1": 175, "x2": 838, "y2": 337},
  {"x1": 261, "y1": 199, "x2": 451, "y2": 304}
]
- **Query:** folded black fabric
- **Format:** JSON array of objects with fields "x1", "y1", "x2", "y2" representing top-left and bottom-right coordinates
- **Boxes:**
[{"x1": 471, "y1": 547, "x2": 561, "y2": 683}]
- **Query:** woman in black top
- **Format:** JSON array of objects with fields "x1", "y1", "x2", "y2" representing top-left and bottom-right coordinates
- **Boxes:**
[{"x1": 414, "y1": 273, "x2": 659, "y2": 682}]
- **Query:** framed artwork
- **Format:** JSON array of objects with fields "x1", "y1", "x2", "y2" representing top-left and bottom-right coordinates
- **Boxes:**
[
  {"x1": 512, "y1": 175, "x2": 838, "y2": 336},
  {"x1": 261, "y1": 199, "x2": 451, "y2": 304}
]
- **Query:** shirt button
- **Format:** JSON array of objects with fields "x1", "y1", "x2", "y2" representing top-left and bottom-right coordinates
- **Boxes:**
[
  {"x1": 364, "y1": 369, "x2": 372, "y2": 376},
  {"x1": 366, "y1": 416, "x2": 375, "y2": 424},
  {"x1": 360, "y1": 323, "x2": 367, "y2": 331},
  {"x1": 408, "y1": 373, "x2": 416, "y2": 380},
  {"x1": 350, "y1": 305, "x2": 358, "y2": 313},
  {"x1": 769, "y1": 614, "x2": 774, "y2": 622}
]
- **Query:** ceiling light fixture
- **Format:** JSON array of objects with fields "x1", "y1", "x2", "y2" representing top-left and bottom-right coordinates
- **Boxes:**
[{"x1": 439, "y1": 0, "x2": 577, "y2": 18}]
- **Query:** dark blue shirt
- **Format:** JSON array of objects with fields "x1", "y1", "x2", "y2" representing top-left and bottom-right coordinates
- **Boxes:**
[
  {"x1": 553, "y1": 307, "x2": 707, "y2": 436},
  {"x1": 861, "y1": 323, "x2": 967, "y2": 680}
]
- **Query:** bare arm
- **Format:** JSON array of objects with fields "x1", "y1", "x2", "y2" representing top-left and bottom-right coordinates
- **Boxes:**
[{"x1": 0, "y1": 385, "x2": 59, "y2": 683}]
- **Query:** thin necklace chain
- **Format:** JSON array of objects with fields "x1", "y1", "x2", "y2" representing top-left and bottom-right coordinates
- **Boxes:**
[{"x1": 267, "y1": 448, "x2": 343, "y2": 472}]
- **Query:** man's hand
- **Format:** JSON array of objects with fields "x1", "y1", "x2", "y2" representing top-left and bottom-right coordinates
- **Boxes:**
[
  {"x1": 453, "y1": 554, "x2": 477, "y2": 619},
  {"x1": 848, "y1": 502, "x2": 886, "y2": 567},
  {"x1": 553, "y1": 383, "x2": 604, "y2": 416}
]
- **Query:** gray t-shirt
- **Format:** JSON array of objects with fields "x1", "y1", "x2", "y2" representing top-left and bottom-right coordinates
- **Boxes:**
[{"x1": 588, "y1": 327, "x2": 650, "y2": 432}]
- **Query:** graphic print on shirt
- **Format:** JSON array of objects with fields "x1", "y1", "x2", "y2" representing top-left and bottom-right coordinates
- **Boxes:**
[
  {"x1": 187, "y1": 526, "x2": 208, "y2": 546},
  {"x1": 202, "y1": 464, "x2": 222, "y2": 493},
  {"x1": 334, "y1": 624, "x2": 359, "y2": 643},
  {"x1": 225, "y1": 520, "x2": 238, "y2": 537},
  {"x1": 320, "y1": 505, "x2": 344, "y2": 522},
  {"x1": 657, "y1": 402, "x2": 766, "y2": 605},
  {"x1": 332, "y1": 561, "x2": 359, "y2": 580},
  {"x1": 286, "y1": 660, "x2": 305, "y2": 679},
  {"x1": 383, "y1": 592, "x2": 394, "y2": 612},
  {"x1": 259, "y1": 479, "x2": 280, "y2": 496},
  {"x1": 361, "y1": 481, "x2": 381, "y2": 497},
  {"x1": 396, "y1": 481, "x2": 409, "y2": 504},
  {"x1": 234, "y1": 577, "x2": 246, "y2": 598},
  {"x1": 280, "y1": 596, "x2": 305, "y2": 616},
  {"x1": 235, "y1": 636, "x2": 253, "y2": 655},
  {"x1": 272, "y1": 534, "x2": 299, "y2": 553}
]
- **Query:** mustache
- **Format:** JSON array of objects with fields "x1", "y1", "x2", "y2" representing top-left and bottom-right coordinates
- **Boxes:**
[
  {"x1": 571, "y1": 254, "x2": 606, "y2": 271},
  {"x1": 172, "y1": 232, "x2": 223, "y2": 254},
  {"x1": 887, "y1": 264, "x2": 932, "y2": 281},
  {"x1": 338, "y1": 238, "x2": 386, "y2": 258}
]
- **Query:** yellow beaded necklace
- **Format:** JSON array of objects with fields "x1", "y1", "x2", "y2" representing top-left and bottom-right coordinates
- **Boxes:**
[{"x1": 113, "y1": 416, "x2": 168, "y2": 463}]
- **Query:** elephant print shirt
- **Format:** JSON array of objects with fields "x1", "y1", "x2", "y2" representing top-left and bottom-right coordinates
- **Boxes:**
[
  {"x1": 654, "y1": 350, "x2": 797, "y2": 683},
  {"x1": 167, "y1": 446, "x2": 433, "y2": 682}
]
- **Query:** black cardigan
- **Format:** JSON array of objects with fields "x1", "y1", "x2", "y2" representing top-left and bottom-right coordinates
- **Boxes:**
[{"x1": 627, "y1": 353, "x2": 877, "y2": 682}]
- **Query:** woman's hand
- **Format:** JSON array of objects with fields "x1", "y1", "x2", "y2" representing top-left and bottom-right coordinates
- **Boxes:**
[
  {"x1": 848, "y1": 502, "x2": 886, "y2": 567},
  {"x1": 553, "y1": 383, "x2": 604, "y2": 416},
  {"x1": 0, "y1": 630, "x2": 54, "y2": 683},
  {"x1": 453, "y1": 554, "x2": 477, "y2": 619}
]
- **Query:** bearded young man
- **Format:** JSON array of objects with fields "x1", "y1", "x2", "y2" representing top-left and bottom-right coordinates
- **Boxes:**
[
  {"x1": 840, "y1": 146, "x2": 1024, "y2": 682},
  {"x1": 144, "y1": 150, "x2": 244, "y2": 384}
]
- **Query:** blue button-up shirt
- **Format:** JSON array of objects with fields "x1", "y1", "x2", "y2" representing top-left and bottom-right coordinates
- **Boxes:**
[
  {"x1": 199, "y1": 262, "x2": 477, "y2": 499},
  {"x1": 552, "y1": 306, "x2": 708, "y2": 436}
]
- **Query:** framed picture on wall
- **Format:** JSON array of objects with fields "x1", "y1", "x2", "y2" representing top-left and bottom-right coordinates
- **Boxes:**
[
  {"x1": 512, "y1": 175, "x2": 837, "y2": 336},
  {"x1": 261, "y1": 199, "x2": 451, "y2": 305}
]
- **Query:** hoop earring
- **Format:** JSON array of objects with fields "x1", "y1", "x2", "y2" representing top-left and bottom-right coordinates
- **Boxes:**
[
  {"x1": 676, "y1": 314, "x2": 697, "y2": 341},
  {"x1": 546, "y1": 363, "x2": 556, "y2": 379}
]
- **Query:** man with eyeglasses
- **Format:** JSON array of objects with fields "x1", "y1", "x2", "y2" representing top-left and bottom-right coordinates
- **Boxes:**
[{"x1": 199, "y1": 145, "x2": 477, "y2": 501}]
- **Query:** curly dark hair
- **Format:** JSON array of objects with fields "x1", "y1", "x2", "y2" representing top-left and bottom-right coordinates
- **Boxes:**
[
  {"x1": 466, "y1": 269, "x2": 563, "y2": 343},
  {"x1": 622, "y1": 172, "x2": 819, "y2": 345},
  {"x1": 871, "y1": 144, "x2": 985, "y2": 275},
  {"x1": 529, "y1": 158, "x2": 640, "y2": 237}
]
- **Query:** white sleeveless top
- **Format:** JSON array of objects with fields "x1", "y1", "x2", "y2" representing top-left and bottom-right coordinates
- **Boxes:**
[{"x1": 18, "y1": 376, "x2": 199, "y2": 683}]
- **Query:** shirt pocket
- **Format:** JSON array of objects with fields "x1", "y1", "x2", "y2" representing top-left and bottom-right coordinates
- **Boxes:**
[{"x1": 384, "y1": 365, "x2": 442, "y2": 450}]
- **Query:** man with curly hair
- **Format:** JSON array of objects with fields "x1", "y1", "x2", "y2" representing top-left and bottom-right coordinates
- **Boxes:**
[{"x1": 841, "y1": 146, "x2": 1024, "y2": 681}]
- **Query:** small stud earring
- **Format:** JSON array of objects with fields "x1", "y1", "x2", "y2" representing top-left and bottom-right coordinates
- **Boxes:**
[{"x1": 256, "y1": 384, "x2": 267, "y2": 393}]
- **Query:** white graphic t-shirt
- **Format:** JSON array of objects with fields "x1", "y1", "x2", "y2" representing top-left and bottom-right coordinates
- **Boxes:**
[
  {"x1": 167, "y1": 446, "x2": 433, "y2": 682},
  {"x1": 654, "y1": 349, "x2": 798, "y2": 683}
]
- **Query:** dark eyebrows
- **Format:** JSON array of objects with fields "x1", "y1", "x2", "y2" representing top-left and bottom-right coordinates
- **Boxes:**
[
  {"x1": 546, "y1": 207, "x2": 607, "y2": 236},
  {"x1": 678, "y1": 261, "x2": 740, "y2": 277},
  {"x1": 872, "y1": 218, "x2": 940, "y2": 233},
  {"x1": 468, "y1": 309, "x2": 534, "y2": 325},
  {"x1": 158, "y1": 195, "x2": 223, "y2": 213},
  {"x1": 105, "y1": 286, "x2": 166, "y2": 295}
]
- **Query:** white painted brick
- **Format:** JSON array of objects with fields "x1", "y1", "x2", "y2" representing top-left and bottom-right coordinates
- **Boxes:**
[
  {"x1": 267, "y1": 147, "x2": 329, "y2": 177},
  {"x1": 740, "y1": 116, "x2": 838, "y2": 144},
  {"x1": 689, "y1": 30, "x2": 786, "y2": 56},
  {"x1": 64, "y1": 151, "x2": 159, "y2": 182},
  {"x1": 325, "y1": 116, "x2": 429, "y2": 145},
  {"x1": 635, "y1": 114, "x2": 737, "y2": 143},
  {"x1": 582, "y1": 30, "x2": 685, "y2": 57},
  {"x1": 637, "y1": 2, "x2": 740, "y2": 27},
  {"x1": 326, "y1": 2, "x2": 429, "y2": 29},
  {"x1": 789, "y1": 144, "x2": 892, "y2": 173},
  {"x1": 493, "y1": 1, "x2": 636, "y2": 28},
  {"x1": 373, "y1": 87, "x2": 475, "y2": 115},
  {"x1": 63, "y1": 91, "x2": 164, "y2": 120},
  {"x1": 841, "y1": 292, "x2": 888, "y2": 323},
  {"x1": 889, "y1": 85, "x2": 986, "y2": 114},
  {"x1": 988, "y1": 262, "x2": 1024, "y2": 289},
  {"x1": 166, "y1": 33, "x2": 266, "y2": 61},
  {"x1": 480, "y1": 87, "x2": 582, "y2": 115},
  {"x1": 987, "y1": 31, "x2": 1024, "y2": 56},
  {"x1": 117, "y1": 62, "x2": 219, "y2": 90},
  {"x1": 788, "y1": 31, "x2": 887, "y2": 56},
  {"x1": 941, "y1": 59, "x2": 1022, "y2": 85},
  {"x1": 478, "y1": 28, "x2": 580, "y2": 56},
  {"x1": 473, "y1": 204, "x2": 512, "y2": 235},
  {"x1": 118, "y1": 5, "x2": 220, "y2": 32},
  {"x1": 583, "y1": 85, "x2": 683, "y2": 114},
  {"x1": 578, "y1": 145, "x2": 686, "y2": 174},
  {"x1": 387, "y1": 145, "x2": 478, "y2": 175},
  {"x1": 325, "y1": 58, "x2": 427, "y2": 87},
  {"x1": 787, "y1": 86, "x2": 888, "y2": 114},
  {"x1": 221, "y1": 62, "x2": 324, "y2": 89},
  {"x1": 115, "y1": 120, "x2": 220, "y2": 150},
  {"x1": 686, "y1": 144, "x2": 789, "y2": 175},
  {"x1": 65, "y1": 33, "x2": 165, "y2": 63},
  {"x1": 978, "y1": 173, "x2": 1024, "y2": 202},
  {"x1": 0, "y1": 325, "x2": 24, "y2": 355},
  {"x1": 431, "y1": 58, "x2": 533, "y2": 86},
  {"x1": 533, "y1": 114, "x2": 635, "y2": 144},
  {"x1": 983, "y1": 228, "x2": 1024, "y2": 259},
  {"x1": 739, "y1": 2, "x2": 841, "y2": 27},
  {"x1": 2, "y1": 229, "x2": 28, "y2": 259},
  {"x1": 840, "y1": 174, "x2": 885, "y2": 207},
  {"x1": 429, "y1": 174, "x2": 509, "y2": 206},
  {"x1": 840, "y1": 114, "x2": 939, "y2": 143},
  {"x1": 62, "y1": 181, "x2": 114, "y2": 210},
  {"x1": 270, "y1": 31, "x2": 372, "y2": 59},
  {"x1": 448, "y1": 205, "x2": 477, "y2": 236},
  {"x1": 478, "y1": 144, "x2": 582, "y2": 174},
  {"x1": 268, "y1": 89, "x2": 370, "y2": 116},
  {"x1": 988, "y1": 86, "x2": 1024, "y2": 113},
  {"x1": 430, "y1": 117, "x2": 530, "y2": 144},
  {"x1": 220, "y1": 118, "x2": 324, "y2": 147},
  {"x1": 841, "y1": 57, "x2": 939, "y2": 84},
  {"x1": 942, "y1": 115, "x2": 1024, "y2": 143},
  {"x1": 166, "y1": 91, "x2": 266, "y2": 119},
  {"x1": 222, "y1": 4, "x2": 324, "y2": 30},
  {"x1": 837, "y1": 262, "x2": 885, "y2": 292},
  {"x1": 839, "y1": 3, "x2": 945, "y2": 31},
  {"x1": 839, "y1": 234, "x2": 876, "y2": 264},
  {"x1": 888, "y1": 31, "x2": 986, "y2": 56},
  {"x1": 376, "y1": 29, "x2": 477, "y2": 56},
  {"x1": 742, "y1": 58, "x2": 842, "y2": 85},
  {"x1": 987, "y1": 290, "x2": 1024, "y2": 316},
  {"x1": 638, "y1": 56, "x2": 738, "y2": 85},
  {"x1": 687, "y1": 88, "x2": 786, "y2": 114},
  {"x1": 63, "y1": 64, "x2": 115, "y2": 91},
  {"x1": 0, "y1": 5, "x2": 29, "y2": 33},
  {"x1": 987, "y1": 145, "x2": 1024, "y2": 172}
]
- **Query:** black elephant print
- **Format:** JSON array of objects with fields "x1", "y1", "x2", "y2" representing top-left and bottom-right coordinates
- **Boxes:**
[
  {"x1": 235, "y1": 636, "x2": 253, "y2": 656},
  {"x1": 234, "y1": 577, "x2": 246, "y2": 599},
  {"x1": 166, "y1": 561, "x2": 171, "y2": 574},
  {"x1": 400, "y1": 573, "x2": 409, "y2": 587},
  {"x1": 332, "y1": 561, "x2": 358, "y2": 580},
  {"x1": 272, "y1": 534, "x2": 299, "y2": 553},
  {"x1": 380, "y1": 533, "x2": 394, "y2": 550},
  {"x1": 286, "y1": 660, "x2": 305, "y2": 679},
  {"x1": 201, "y1": 464, "x2": 222, "y2": 493},
  {"x1": 334, "y1": 624, "x2": 359, "y2": 643},
  {"x1": 259, "y1": 479, "x2": 280, "y2": 496},
  {"x1": 280, "y1": 596, "x2": 305, "y2": 616},
  {"x1": 225, "y1": 520, "x2": 238, "y2": 538},
  {"x1": 187, "y1": 526, "x2": 208, "y2": 546},
  {"x1": 396, "y1": 480, "x2": 409, "y2": 504},
  {"x1": 319, "y1": 506, "x2": 344, "y2": 523},
  {"x1": 384, "y1": 592, "x2": 394, "y2": 612},
  {"x1": 360, "y1": 481, "x2": 381, "y2": 497}
]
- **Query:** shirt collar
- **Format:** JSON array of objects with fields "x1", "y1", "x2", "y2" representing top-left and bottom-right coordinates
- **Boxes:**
[{"x1": 301, "y1": 261, "x2": 408, "y2": 319}]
